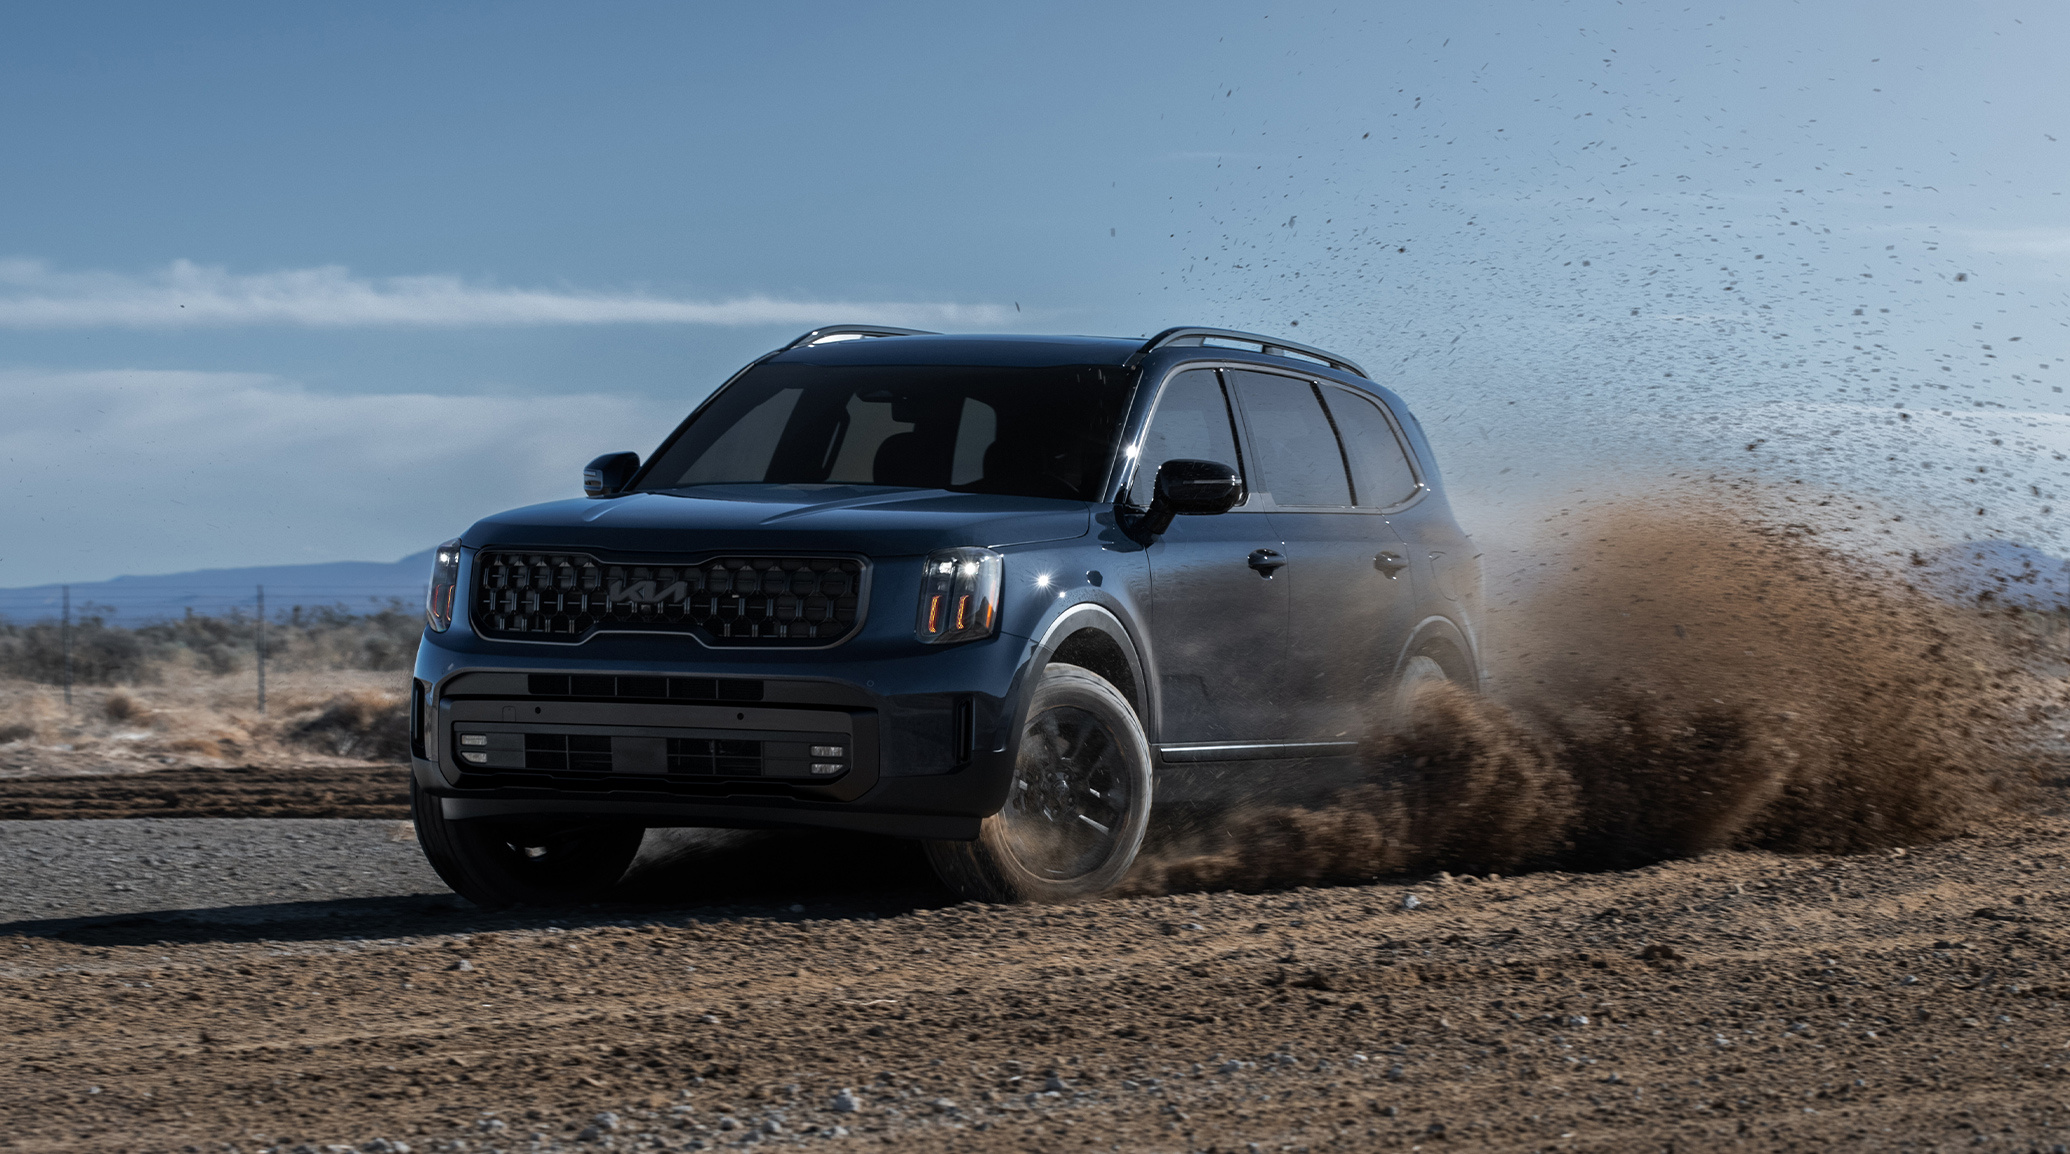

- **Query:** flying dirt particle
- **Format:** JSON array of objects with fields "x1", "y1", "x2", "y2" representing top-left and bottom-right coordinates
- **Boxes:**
[{"x1": 1125, "y1": 497, "x2": 2045, "y2": 894}]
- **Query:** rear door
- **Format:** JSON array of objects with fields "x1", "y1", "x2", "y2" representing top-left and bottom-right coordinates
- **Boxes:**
[
  {"x1": 1225, "y1": 369, "x2": 1419, "y2": 745},
  {"x1": 1132, "y1": 368, "x2": 1290, "y2": 746}
]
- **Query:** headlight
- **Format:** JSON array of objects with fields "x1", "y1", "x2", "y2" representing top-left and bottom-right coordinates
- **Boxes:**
[
  {"x1": 426, "y1": 539, "x2": 462, "y2": 633},
  {"x1": 915, "y1": 547, "x2": 1003, "y2": 644}
]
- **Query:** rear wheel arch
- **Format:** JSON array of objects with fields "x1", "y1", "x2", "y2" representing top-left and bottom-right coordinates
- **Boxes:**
[{"x1": 1396, "y1": 614, "x2": 1480, "y2": 691}]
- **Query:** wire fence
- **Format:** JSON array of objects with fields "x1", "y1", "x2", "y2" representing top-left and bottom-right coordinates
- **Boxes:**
[
  {"x1": 0, "y1": 585, "x2": 427, "y2": 623},
  {"x1": 1, "y1": 584, "x2": 427, "y2": 712}
]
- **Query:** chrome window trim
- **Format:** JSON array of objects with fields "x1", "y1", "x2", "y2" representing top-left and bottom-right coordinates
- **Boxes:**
[
  {"x1": 1314, "y1": 380, "x2": 1431, "y2": 515},
  {"x1": 1207, "y1": 363, "x2": 1430, "y2": 515},
  {"x1": 1115, "y1": 362, "x2": 1261, "y2": 512}
]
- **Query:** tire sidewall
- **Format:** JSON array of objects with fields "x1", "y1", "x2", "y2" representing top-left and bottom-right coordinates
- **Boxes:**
[{"x1": 977, "y1": 662, "x2": 1152, "y2": 902}]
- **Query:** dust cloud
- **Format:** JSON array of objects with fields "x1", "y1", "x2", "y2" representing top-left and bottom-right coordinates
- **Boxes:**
[{"x1": 1125, "y1": 490, "x2": 2057, "y2": 895}]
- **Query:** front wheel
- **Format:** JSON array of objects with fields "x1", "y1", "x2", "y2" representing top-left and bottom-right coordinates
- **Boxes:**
[
  {"x1": 412, "y1": 777, "x2": 644, "y2": 908},
  {"x1": 924, "y1": 663, "x2": 1152, "y2": 903}
]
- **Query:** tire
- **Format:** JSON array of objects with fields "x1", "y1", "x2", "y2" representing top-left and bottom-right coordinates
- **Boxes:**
[
  {"x1": 1381, "y1": 639, "x2": 1475, "y2": 733},
  {"x1": 924, "y1": 662, "x2": 1153, "y2": 903},
  {"x1": 411, "y1": 776, "x2": 644, "y2": 909}
]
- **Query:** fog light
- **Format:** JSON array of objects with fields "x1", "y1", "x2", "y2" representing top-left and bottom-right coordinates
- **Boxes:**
[
  {"x1": 810, "y1": 745, "x2": 844, "y2": 757},
  {"x1": 810, "y1": 763, "x2": 843, "y2": 775},
  {"x1": 460, "y1": 734, "x2": 488, "y2": 747},
  {"x1": 461, "y1": 752, "x2": 488, "y2": 764}
]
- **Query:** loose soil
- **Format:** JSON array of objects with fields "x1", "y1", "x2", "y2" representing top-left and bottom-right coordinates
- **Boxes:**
[
  {"x1": 0, "y1": 763, "x2": 407, "y2": 821},
  {"x1": 6, "y1": 809, "x2": 2070, "y2": 1153}
]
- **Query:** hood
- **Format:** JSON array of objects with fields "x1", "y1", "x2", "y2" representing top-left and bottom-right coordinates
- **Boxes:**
[{"x1": 464, "y1": 485, "x2": 1091, "y2": 558}]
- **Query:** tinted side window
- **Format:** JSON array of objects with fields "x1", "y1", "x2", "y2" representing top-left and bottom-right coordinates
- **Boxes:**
[
  {"x1": 1226, "y1": 370, "x2": 1351, "y2": 507},
  {"x1": 1128, "y1": 369, "x2": 1245, "y2": 505},
  {"x1": 1322, "y1": 387, "x2": 1420, "y2": 508}
]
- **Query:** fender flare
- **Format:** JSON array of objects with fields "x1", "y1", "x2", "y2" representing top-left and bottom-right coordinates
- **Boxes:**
[
  {"x1": 1395, "y1": 613, "x2": 1482, "y2": 692},
  {"x1": 1020, "y1": 600, "x2": 1154, "y2": 735}
]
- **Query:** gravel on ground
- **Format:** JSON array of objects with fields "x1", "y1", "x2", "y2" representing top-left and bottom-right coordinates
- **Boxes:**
[
  {"x1": 6, "y1": 813, "x2": 2070, "y2": 1152},
  {"x1": 0, "y1": 819, "x2": 445, "y2": 923}
]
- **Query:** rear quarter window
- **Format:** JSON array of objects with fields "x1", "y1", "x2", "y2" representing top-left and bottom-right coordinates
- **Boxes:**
[{"x1": 1322, "y1": 386, "x2": 1421, "y2": 508}]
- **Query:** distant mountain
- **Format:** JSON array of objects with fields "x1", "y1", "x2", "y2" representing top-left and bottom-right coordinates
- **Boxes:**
[
  {"x1": 0, "y1": 551, "x2": 434, "y2": 624},
  {"x1": 1911, "y1": 539, "x2": 2070, "y2": 613}
]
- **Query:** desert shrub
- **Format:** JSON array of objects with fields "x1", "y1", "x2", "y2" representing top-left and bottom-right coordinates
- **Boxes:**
[
  {"x1": 286, "y1": 690, "x2": 411, "y2": 761},
  {"x1": 0, "y1": 600, "x2": 424, "y2": 685}
]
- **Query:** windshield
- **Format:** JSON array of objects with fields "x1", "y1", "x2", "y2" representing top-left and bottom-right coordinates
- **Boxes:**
[{"x1": 635, "y1": 362, "x2": 1133, "y2": 501}]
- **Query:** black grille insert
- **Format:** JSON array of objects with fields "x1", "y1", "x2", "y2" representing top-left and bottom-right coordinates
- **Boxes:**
[
  {"x1": 666, "y1": 738, "x2": 763, "y2": 776},
  {"x1": 523, "y1": 733, "x2": 615, "y2": 773},
  {"x1": 471, "y1": 551, "x2": 865, "y2": 646},
  {"x1": 453, "y1": 731, "x2": 843, "y2": 793},
  {"x1": 525, "y1": 674, "x2": 764, "y2": 702}
]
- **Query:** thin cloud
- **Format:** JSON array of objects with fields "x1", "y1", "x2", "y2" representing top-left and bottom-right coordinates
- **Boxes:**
[
  {"x1": 0, "y1": 259, "x2": 1012, "y2": 329},
  {"x1": 1954, "y1": 228, "x2": 2070, "y2": 257},
  {"x1": 0, "y1": 368, "x2": 676, "y2": 586}
]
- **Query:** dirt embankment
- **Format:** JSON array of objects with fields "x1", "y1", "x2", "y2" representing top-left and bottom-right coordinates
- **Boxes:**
[{"x1": 0, "y1": 763, "x2": 407, "y2": 821}]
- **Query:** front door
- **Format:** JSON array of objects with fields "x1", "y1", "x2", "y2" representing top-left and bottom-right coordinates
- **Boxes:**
[{"x1": 1132, "y1": 368, "x2": 1290, "y2": 745}]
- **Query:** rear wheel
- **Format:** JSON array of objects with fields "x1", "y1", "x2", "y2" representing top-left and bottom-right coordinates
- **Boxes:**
[
  {"x1": 925, "y1": 663, "x2": 1152, "y2": 903},
  {"x1": 412, "y1": 777, "x2": 644, "y2": 908},
  {"x1": 1381, "y1": 638, "x2": 1476, "y2": 732}
]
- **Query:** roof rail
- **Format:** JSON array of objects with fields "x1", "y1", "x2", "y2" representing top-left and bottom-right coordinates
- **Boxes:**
[
  {"x1": 1125, "y1": 327, "x2": 1368, "y2": 379},
  {"x1": 779, "y1": 324, "x2": 939, "y2": 352}
]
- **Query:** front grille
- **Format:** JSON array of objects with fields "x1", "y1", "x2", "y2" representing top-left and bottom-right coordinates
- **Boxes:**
[{"x1": 470, "y1": 551, "x2": 865, "y2": 646}]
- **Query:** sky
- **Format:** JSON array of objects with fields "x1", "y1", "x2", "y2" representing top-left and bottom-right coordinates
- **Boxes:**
[{"x1": 1, "y1": 0, "x2": 2065, "y2": 588}]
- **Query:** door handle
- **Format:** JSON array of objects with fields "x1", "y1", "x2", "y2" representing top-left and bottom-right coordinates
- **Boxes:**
[
  {"x1": 1247, "y1": 548, "x2": 1288, "y2": 576},
  {"x1": 1374, "y1": 551, "x2": 1408, "y2": 578}
]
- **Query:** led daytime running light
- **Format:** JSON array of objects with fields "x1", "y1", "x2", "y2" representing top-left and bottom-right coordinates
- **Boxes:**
[
  {"x1": 915, "y1": 547, "x2": 1002, "y2": 644},
  {"x1": 426, "y1": 539, "x2": 462, "y2": 633}
]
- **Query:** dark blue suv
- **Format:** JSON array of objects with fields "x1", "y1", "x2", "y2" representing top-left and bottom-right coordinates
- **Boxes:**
[{"x1": 409, "y1": 326, "x2": 1482, "y2": 906}]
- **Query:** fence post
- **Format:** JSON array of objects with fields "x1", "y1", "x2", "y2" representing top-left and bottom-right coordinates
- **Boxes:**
[
  {"x1": 256, "y1": 584, "x2": 267, "y2": 715},
  {"x1": 61, "y1": 585, "x2": 72, "y2": 710}
]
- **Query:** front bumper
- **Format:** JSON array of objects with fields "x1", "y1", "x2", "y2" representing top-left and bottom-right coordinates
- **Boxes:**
[{"x1": 410, "y1": 627, "x2": 1038, "y2": 840}]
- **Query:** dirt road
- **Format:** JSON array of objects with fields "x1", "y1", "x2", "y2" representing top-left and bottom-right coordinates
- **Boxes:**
[{"x1": 6, "y1": 804, "x2": 2070, "y2": 1153}]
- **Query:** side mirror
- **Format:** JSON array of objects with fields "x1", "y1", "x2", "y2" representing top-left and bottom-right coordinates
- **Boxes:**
[
  {"x1": 1156, "y1": 458, "x2": 1242, "y2": 514},
  {"x1": 1138, "y1": 458, "x2": 1241, "y2": 535},
  {"x1": 583, "y1": 452, "x2": 640, "y2": 498}
]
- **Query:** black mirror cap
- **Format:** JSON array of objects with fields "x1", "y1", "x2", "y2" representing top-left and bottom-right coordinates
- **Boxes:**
[
  {"x1": 583, "y1": 451, "x2": 641, "y2": 498},
  {"x1": 1155, "y1": 458, "x2": 1242, "y2": 515}
]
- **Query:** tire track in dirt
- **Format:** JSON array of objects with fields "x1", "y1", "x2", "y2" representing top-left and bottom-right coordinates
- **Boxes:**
[{"x1": 0, "y1": 764, "x2": 407, "y2": 821}]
